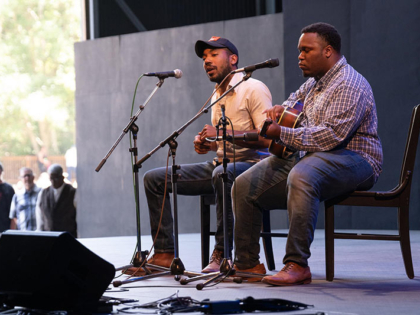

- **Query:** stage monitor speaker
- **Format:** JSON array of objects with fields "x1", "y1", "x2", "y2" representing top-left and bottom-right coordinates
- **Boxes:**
[{"x1": 0, "y1": 230, "x2": 115, "y2": 311}]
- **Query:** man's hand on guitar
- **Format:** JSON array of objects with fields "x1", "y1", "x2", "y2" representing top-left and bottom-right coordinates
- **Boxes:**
[
  {"x1": 194, "y1": 135, "x2": 213, "y2": 154},
  {"x1": 262, "y1": 105, "x2": 285, "y2": 121},
  {"x1": 199, "y1": 124, "x2": 218, "y2": 140},
  {"x1": 261, "y1": 103, "x2": 302, "y2": 158}
]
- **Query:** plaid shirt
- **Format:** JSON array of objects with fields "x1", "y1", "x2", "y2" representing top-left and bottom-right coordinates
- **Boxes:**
[
  {"x1": 279, "y1": 56, "x2": 383, "y2": 180},
  {"x1": 9, "y1": 185, "x2": 41, "y2": 231}
]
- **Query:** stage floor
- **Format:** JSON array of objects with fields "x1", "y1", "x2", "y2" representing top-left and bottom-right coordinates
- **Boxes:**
[{"x1": 76, "y1": 229, "x2": 420, "y2": 315}]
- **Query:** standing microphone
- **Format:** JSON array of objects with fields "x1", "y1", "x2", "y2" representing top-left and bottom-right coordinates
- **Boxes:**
[
  {"x1": 144, "y1": 69, "x2": 183, "y2": 79},
  {"x1": 206, "y1": 133, "x2": 259, "y2": 142},
  {"x1": 229, "y1": 133, "x2": 259, "y2": 141},
  {"x1": 232, "y1": 59, "x2": 279, "y2": 73}
]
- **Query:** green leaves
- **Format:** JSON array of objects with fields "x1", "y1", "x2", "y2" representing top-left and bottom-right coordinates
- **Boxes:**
[{"x1": 0, "y1": 0, "x2": 80, "y2": 156}]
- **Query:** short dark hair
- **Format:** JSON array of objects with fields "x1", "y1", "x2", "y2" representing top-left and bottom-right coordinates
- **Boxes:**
[
  {"x1": 301, "y1": 22, "x2": 341, "y2": 53},
  {"x1": 19, "y1": 167, "x2": 33, "y2": 176},
  {"x1": 48, "y1": 164, "x2": 63, "y2": 176}
]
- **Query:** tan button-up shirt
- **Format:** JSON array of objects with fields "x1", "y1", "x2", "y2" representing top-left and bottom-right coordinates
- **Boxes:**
[{"x1": 211, "y1": 72, "x2": 272, "y2": 162}]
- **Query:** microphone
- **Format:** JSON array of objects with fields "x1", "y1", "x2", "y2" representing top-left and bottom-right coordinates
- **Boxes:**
[
  {"x1": 206, "y1": 133, "x2": 259, "y2": 142},
  {"x1": 144, "y1": 69, "x2": 183, "y2": 79},
  {"x1": 230, "y1": 133, "x2": 259, "y2": 141},
  {"x1": 232, "y1": 58, "x2": 279, "y2": 73}
]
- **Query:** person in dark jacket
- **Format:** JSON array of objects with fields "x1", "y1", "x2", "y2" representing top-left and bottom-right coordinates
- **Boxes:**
[
  {"x1": 36, "y1": 164, "x2": 77, "y2": 238},
  {"x1": 0, "y1": 161, "x2": 15, "y2": 233}
]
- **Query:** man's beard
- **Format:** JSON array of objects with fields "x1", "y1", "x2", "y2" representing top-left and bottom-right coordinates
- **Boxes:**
[{"x1": 208, "y1": 64, "x2": 232, "y2": 84}]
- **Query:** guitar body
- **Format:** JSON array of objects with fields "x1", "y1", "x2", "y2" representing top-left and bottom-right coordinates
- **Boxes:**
[{"x1": 268, "y1": 101, "x2": 303, "y2": 158}]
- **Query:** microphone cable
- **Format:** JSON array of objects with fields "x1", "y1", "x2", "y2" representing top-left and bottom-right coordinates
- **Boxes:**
[
  {"x1": 124, "y1": 150, "x2": 171, "y2": 279},
  {"x1": 113, "y1": 73, "x2": 146, "y2": 280},
  {"x1": 119, "y1": 73, "x2": 172, "y2": 278}
]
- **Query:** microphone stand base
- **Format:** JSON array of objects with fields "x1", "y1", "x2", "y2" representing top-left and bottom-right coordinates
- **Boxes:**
[
  {"x1": 114, "y1": 250, "x2": 149, "y2": 271},
  {"x1": 178, "y1": 264, "x2": 265, "y2": 289}
]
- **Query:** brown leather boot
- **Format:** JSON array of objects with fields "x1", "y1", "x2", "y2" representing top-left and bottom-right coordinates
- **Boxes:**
[
  {"x1": 262, "y1": 262, "x2": 311, "y2": 286},
  {"x1": 123, "y1": 252, "x2": 174, "y2": 276},
  {"x1": 233, "y1": 263, "x2": 266, "y2": 282},
  {"x1": 202, "y1": 249, "x2": 223, "y2": 273}
]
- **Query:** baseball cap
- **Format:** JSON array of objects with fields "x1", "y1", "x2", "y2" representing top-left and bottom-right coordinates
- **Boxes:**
[{"x1": 195, "y1": 36, "x2": 239, "y2": 58}]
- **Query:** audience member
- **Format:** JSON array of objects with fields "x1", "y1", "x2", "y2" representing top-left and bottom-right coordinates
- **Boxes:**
[
  {"x1": 36, "y1": 164, "x2": 77, "y2": 238},
  {"x1": 0, "y1": 162, "x2": 15, "y2": 233},
  {"x1": 9, "y1": 167, "x2": 40, "y2": 230}
]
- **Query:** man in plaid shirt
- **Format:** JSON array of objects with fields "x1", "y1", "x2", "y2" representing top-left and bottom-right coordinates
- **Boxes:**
[
  {"x1": 232, "y1": 22, "x2": 383, "y2": 285},
  {"x1": 9, "y1": 168, "x2": 41, "y2": 231}
]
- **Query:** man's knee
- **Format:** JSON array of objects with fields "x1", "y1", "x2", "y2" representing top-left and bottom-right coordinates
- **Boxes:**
[
  {"x1": 212, "y1": 166, "x2": 222, "y2": 180},
  {"x1": 288, "y1": 164, "x2": 305, "y2": 185},
  {"x1": 212, "y1": 164, "x2": 237, "y2": 189},
  {"x1": 144, "y1": 168, "x2": 163, "y2": 191},
  {"x1": 232, "y1": 172, "x2": 247, "y2": 194},
  {"x1": 287, "y1": 163, "x2": 317, "y2": 193}
]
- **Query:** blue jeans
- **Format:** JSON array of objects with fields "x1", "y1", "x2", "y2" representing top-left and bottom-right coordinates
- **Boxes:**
[
  {"x1": 144, "y1": 160, "x2": 255, "y2": 255},
  {"x1": 232, "y1": 149, "x2": 376, "y2": 269}
]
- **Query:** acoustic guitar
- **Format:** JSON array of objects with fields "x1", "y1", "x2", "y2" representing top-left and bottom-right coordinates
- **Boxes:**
[{"x1": 260, "y1": 101, "x2": 303, "y2": 159}]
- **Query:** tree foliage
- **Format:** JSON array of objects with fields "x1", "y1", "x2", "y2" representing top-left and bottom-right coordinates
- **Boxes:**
[{"x1": 0, "y1": 0, "x2": 80, "y2": 156}]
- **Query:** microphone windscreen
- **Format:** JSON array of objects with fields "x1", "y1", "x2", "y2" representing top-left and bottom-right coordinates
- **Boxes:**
[
  {"x1": 269, "y1": 59, "x2": 279, "y2": 68},
  {"x1": 174, "y1": 69, "x2": 183, "y2": 79}
]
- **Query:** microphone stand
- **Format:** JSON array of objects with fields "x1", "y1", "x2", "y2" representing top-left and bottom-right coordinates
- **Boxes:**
[
  {"x1": 95, "y1": 78, "x2": 172, "y2": 278},
  {"x1": 178, "y1": 73, "x2": 266, "y2": 290},
  {"x1": 185, "y1": 105, "x2": 238, "y2": 290},
  {"x1": 113, "y1": 138, "x2": 209, "y2": 286},
  {"x1": 114, "y1": 72, "x2": 254, "y2": 286}
]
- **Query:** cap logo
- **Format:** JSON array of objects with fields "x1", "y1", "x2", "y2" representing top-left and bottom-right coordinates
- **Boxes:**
[{"x1": 209, "y1": 36, "x2": 220, "y2": 42}]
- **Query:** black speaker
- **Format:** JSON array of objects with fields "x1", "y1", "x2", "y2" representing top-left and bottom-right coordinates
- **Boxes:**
[{"x1": 0, "y1": 230, "x2": 115, "y2": 311}]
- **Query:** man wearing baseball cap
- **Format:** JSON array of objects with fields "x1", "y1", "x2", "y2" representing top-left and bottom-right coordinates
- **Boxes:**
[{"x1": 126, "y1": 36, "x2": 272, "y2": 278}]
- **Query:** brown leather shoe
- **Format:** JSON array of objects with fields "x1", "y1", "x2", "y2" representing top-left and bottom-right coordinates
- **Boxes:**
[
  {"x1": 202, "y1": 249, "x2": 223, "y2": 273},
  {"x1": 233, "y1": 263, "x2": 266, "y2": 282},
  {"x1": 147, "y1": 252, "x2": 174, "y2": 267},
  {"x1": 123, "y1": 252, "x2": 174, "y2": 276},
  {"x1": 262, "y1": 262, "x2": 311, "y2": 286}
]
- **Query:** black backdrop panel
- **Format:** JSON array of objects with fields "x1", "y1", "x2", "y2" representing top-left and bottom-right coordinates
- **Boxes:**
[{"x1": 92, "y1": 0, "x2": 283, "y2": 38}]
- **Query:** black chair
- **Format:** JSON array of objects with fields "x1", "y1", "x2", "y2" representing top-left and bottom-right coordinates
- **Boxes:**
[
  {"x1": 324, "y1": 104, "x2": 420, "y2": 281},
  {"x1": 200, "y1": 194, "x2": 288, "y2": 271}
]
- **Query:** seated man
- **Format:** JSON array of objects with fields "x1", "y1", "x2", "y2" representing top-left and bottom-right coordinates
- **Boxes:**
[
  {"x1": 126, "y1": 37, "x2": 272, "y2": 275},
  {"x1": 232, "y1": 22, "x2": 383, "y2": 285}
]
